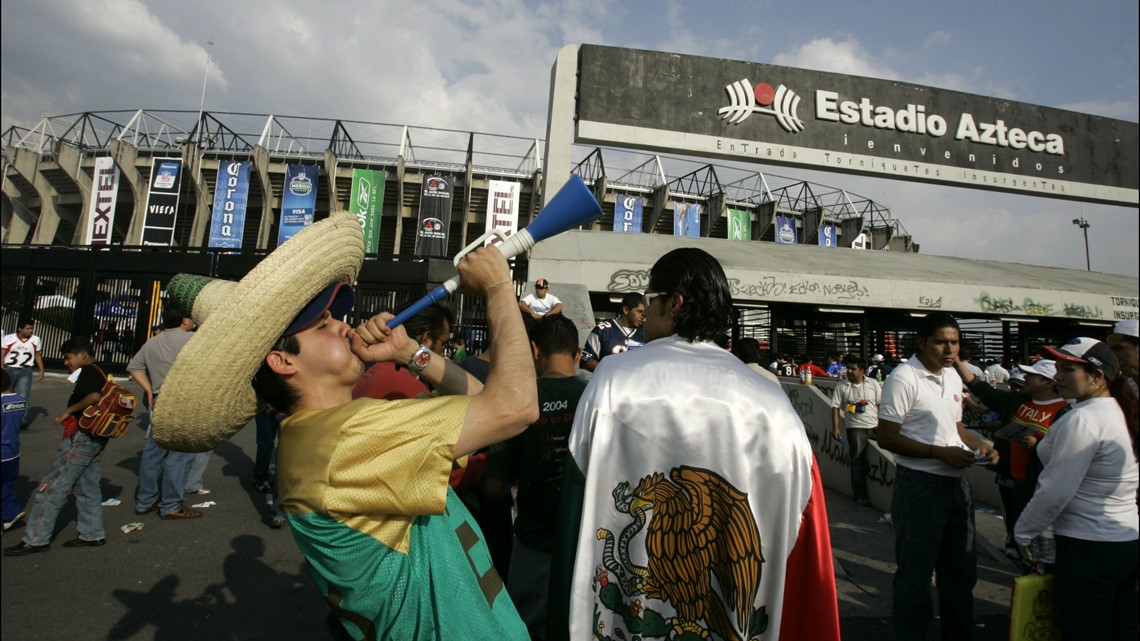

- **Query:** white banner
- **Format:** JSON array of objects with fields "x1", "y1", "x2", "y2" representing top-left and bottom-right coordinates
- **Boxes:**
[
  {"x1": 484, "y1": 179, "x2": 519, "y2": 244},
  {"x1": 84, "y1": 156, "x2": 120, "y2": 245}
]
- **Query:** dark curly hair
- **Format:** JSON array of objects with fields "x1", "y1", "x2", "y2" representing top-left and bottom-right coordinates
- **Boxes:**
[{"x1": 648, "y1": 248, "x2": 733, "y2": 343}]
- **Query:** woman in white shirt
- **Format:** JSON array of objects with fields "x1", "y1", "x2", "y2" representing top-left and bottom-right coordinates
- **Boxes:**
[{"x1": 1015, "y1": 337, "x2": 1139, "y2": 641}]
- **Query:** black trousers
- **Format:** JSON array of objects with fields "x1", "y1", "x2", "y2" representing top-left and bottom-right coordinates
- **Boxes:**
[{"x1": 1054, "y1": 534, "x2": 1139, "y2": 641}]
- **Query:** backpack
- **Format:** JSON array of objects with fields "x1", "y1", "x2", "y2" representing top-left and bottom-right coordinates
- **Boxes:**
[{"x1": 77, "y1": 365, "x2": 137, "y2": 438}]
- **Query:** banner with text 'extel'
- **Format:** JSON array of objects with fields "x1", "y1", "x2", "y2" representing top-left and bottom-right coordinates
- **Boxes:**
[
  {"x1": 208, "y1": 160, "x2": 251, "y2": 249},
  {"x1": 484, "y1": 180, "x2": 519, "y2": 247},
  {"x1": 84, "y1": 156, "x2": 120, "y2": 245},
  {"x1": 141, "y1": 158, "x2": 183, "y2": 246}
]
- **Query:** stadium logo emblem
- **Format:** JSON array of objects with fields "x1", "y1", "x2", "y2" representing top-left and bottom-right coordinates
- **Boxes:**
[
  {"x1": 289, "y1": 171, "x2": 313, "y2": 195},
  {"x1": 422, "y1": 218, "x2": 443, "y2": 232},
  {"x1": 718, "y1": 79, "x2": 804, "y2": 133},
  {"x1": 426, "y1": 176, "x2": 448, "y2": 191}
]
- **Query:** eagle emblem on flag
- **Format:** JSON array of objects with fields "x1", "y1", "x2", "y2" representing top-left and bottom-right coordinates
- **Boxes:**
[{"x1": 592, "y1": 465, "x2": 768, "y2": 641}]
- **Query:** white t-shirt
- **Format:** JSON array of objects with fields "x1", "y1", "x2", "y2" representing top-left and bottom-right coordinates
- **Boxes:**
[
  {"x1": 984, "y1": 363, "x2": 1010, "y2": 384},
  {"x1": 1014, "y1": 397, "x2": 1139, "y2": 544},
  {"x1": 830, "y1": 378, "x2": 882, "y2": 430},
  {"x1": 2, "y1": 334, "x2": 42, "y2": 370},
  {"x1": 520, "y1": 292, "x2": 561, "y2": 316},
  {"x1": 879, "y1": 355, "x2": 968, "y2": 476}
]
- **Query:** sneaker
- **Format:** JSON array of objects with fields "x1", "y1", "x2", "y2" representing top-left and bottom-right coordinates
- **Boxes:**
[
  {"x1": 62, "y1": 538, "x2": 106, "y2": 548},
  {"x1": 4, "y1": 541, "x2": 49, "y2": 557},
  {"x1": 186, "y1": 488, "x2": 212, "y2": 495},
  {"x1": 160, "y1": 504, "x2": 203, "y2": 520},
  {"x1": 134, "y1": 505, "x2": 156, "y2": 516},
  {"x1": 2, "y1": 511, "x2": 27, "y2": 532},
  {"x1": 252, "y1": 480, "x2": 273, "y2": 494},
  {"x1": 269, "y1": 515, "x2": 286, "y2": 530}
]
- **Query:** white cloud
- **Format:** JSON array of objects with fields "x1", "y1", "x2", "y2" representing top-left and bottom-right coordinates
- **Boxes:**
[
  {"x1": 921, "y1": 30, "x2": 953, "y2": 49},
  {"x1": 772, "y1": 36, "x2": 900, "y2": 80}
]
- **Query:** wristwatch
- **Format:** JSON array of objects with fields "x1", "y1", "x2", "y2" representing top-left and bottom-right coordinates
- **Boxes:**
[{"x1": 406, "y1": 344, "x2": 432, "y2": 374}]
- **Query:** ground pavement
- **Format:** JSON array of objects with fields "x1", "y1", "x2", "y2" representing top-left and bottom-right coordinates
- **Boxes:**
[{"x1": 1, "y1": 374, "x2": 1021, "y2": 640}]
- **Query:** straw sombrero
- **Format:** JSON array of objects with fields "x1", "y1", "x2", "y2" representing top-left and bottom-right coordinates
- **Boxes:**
[{"x1": 152, "y1": 212, "x2": 365, "y2": 452}]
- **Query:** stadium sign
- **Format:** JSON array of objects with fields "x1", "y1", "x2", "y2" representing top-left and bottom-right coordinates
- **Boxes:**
[{"x1": 559, "y1": 45, "x2": 1137, "y2": 206}]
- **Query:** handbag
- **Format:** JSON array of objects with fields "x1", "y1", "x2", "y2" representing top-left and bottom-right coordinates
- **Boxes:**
[{"x1": 1009, "y1": 571, "x2": 1060, "y2": 641}]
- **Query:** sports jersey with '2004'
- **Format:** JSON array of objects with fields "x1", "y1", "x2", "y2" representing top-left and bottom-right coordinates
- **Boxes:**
[{"x1": 276, "y1": 395, "x2": 528, "y2": 641}]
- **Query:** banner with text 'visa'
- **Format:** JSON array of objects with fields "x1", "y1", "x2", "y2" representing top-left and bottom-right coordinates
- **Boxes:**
[
  {"x1": 817, "y1": 220, "x2": 836, "y2": 247},
  {"x1": 727, "y1": 207, "x2": 751, "y2": 241},
  {"x1": 484, "y1": 180, "x2": 519, "y2": 246},
  {"x1": 208, "y1": 160, "x2": 251, "y2": 248},
  {"x1": 414, "y1": 173, "x2": 452, "y2": 256},
  {"x1": 141, "y1": 158, "x2": 183, "y2": 246},
  {"x1": 351, "y1": 168, "x2": 386, "y2": 253},
  {"x1": 673, "y1": 202, "x2": 700, "y2": 237},
  {"x1": 277, "y1": 164, "x2": 318, "y2": 246},
  {"x1": 85, "y1": 156, "x2": 120, "y2": 245},
  {"x1": 612, "y1": 194, "x2": 643, "y2": 233},
  {"x1": 775, "y1": 213, "x2": 798, "y2": 244}
]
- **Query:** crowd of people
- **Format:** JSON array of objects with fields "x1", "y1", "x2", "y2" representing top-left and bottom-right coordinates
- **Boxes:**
[{"x1": 0, "y1": 213, "x2": 1136, "y2": 640}]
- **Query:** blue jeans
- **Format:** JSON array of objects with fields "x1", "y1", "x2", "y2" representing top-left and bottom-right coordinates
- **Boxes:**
[
  {"x1": 9, "y1": 367, "x2": 33, "y2": 407},
  {"x1": 891, "y1": 466, "x2": 977, "y2": 641},
  {"x1": 184, "y1": 452, "x2": 211, "y2": 492},
  {"x1": 23, "y1": 431, "x2": 107, "y2": 545},
  {"x1": 135, "y1": 414, "x2": 194, "y2": 515}
]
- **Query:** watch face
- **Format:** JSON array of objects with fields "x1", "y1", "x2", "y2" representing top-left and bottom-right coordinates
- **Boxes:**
[{"x1": 413, "y1": 347, "x2": 431, "y2": 369}]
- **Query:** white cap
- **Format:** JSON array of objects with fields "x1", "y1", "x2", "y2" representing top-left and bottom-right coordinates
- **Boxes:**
[
  {"x1": 1009, "y1": 369, "x2": 1026, "y2": 386},
  {"x1": 1017, "y1": 359, "x2": 1057, "y2": 380},
  {"x1": 872, "y1": 354, "x2": 884, "y2": 362},
  {"x1": 1112, "y1": 319, "x2": 1138, "y2": 339}
]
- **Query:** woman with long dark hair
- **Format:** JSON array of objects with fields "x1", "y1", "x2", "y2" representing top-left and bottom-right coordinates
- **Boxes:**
[{"x1": 1014, "y1": 337, "x2": 1139, "y2": 641}]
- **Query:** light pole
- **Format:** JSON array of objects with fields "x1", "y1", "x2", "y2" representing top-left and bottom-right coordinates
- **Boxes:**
[
  {"x1": 195, "y1": 40, "x2": 214, "y2": 145},
  {"x1": 1072, "y1": 217, "x2": 1090, "y2": 271}
]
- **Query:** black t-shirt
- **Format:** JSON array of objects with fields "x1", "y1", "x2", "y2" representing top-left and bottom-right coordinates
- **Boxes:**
[
  {"x1": 778, "y1": 362, "x2": 797, "y2": 377},
  {"x1": 485, "y1": 375, "x2": 588, "y2": 552},
  {"x1": 68, "y1": 363, "x2": 106, "y2": 419}
]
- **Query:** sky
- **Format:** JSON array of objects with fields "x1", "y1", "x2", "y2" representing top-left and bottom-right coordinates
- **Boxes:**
[{"x1": 2, "y1": 0, "x2": 1137, "y2": 277}]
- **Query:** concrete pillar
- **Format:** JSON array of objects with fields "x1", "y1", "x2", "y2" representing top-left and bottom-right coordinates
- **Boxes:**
[
  {"x1": 7, "y1": 147, "x2": 66, "y2": 245},
  {"x1": 185, "y1": 144, "x2": 212, "y2": 246},
  {"x1": 323, "y1": 149, "x2": 339, "y2": 212},
  {"x1": 541, "y1": 44, "x2": 580, "y2": 208},
  {"x1": 2, "y1": 157, "x2": 39, "y2": 244},
  {"x1": 111, "y1": 139, "x2": 146, "y2": 245},
  {"x1": 393, "y1": 154, "x2": 406, "y2": 254},
  {"x1": 54, "y1": 144, "x2": 93, "y2": 245},
  {"x1": 252, "y1": 145, "x2": 275, "y2": 249}
]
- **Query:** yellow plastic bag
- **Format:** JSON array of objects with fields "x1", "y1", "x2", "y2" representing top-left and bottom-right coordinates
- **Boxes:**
[{"x1": 1009, "y1": 573, "x2": 1060, "y2": 641}]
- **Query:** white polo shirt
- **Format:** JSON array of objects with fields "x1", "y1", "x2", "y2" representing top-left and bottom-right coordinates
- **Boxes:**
[{"x1": 879, "y1": 355, "x2": 969, "y2": 477}]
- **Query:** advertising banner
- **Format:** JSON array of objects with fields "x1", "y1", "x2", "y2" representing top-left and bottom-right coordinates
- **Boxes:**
[
  {"x1": 141, "y1": 158, "x2": 183, "y2": 246},
  {"x1": 277, "y1": 164, "x2": 318, "y2": 246},
  {"x1": 817, "y1": 220, "x2": 837, "y2": 247},
  {"x1": 673, "y1": 202, "x2": 700, "y2": 237},
  {"x1": 775, "y1": 213, "x2": 798, "y2": 244},
  {"x1": 612, "y1": 194, "x2": 643, "y2": 233},
  {"x1": 414, "y1": 173, "x2": 452, "y2": 256},
  {"x1": 485, "y1": 179, "x2": 520, "y2": 245},
  {"x1": 84, "y1": 156, "x2": 120, "y2": 245},
  {"x1": 207, "y1": 160, "x2": 251, "y2": 248},
  {"x1": 351, "y1": 168, "x2": 386, "y2": 253},
  {"x1": 851, "y1": 232, "x2": 869, "y2": 249},
  {"x1": 727, "y1": 207, "x2": 751, "y2": 241}
]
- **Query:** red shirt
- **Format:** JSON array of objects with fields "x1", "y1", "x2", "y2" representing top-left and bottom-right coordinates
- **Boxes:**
[{"x1": 351, "y1": 362, "x2": 429, "y2": 401}]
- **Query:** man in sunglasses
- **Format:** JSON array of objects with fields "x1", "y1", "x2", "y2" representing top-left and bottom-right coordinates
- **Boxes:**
[{"x1": 548, "y1": 248, "x2": 839, "y2": 641}]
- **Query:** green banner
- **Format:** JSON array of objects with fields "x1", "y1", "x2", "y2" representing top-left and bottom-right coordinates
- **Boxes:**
[
  {"x1": 350, "y1": 168, "x2": 386, "y2": 253},
  {"x1": 727, "y1": 208, "x2": 751, "y2": 241}
]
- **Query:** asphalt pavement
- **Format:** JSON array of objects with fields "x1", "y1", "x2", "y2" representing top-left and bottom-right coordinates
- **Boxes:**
[{"x1": 1, "y1": 374, "x2": 1020, "y2": 640}]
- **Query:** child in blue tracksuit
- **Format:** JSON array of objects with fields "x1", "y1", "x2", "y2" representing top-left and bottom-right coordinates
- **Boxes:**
[{"x1": 2, "y1": 368, "x2": 29, "y2": 531}]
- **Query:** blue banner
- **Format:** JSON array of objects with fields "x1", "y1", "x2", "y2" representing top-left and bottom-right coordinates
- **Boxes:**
[
  {"x1": 817, "y1": 220, "x2": 836, "y2": 247},
  {"x1": 775, "y1": 213, "x2": 798, "y2": 244},
  {"x1": 208, "y1": 160, "x2": 251, "y2": 248},
  {"x1": 613, "y1": 194, "x2": 643, "y2": 233},
  {"x1": 277, "y1": 164, "x2": 318, "y2": 246},
  {"x1": 673, "y1": 201, "x2": 700, "y2": 237}
]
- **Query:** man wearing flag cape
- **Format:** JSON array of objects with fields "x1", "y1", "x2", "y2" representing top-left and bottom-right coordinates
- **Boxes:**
[{"x1": 549, "y1": 248, "x2": 840, "y2": 641}]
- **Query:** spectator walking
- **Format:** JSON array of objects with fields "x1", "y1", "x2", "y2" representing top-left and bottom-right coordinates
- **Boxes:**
[
  {"x1": 4, "y1": 337, "x2": 111, "y2": 555},
  {"x1": 2, "y1": 318, "x2": 45, "y2": 427},
  {"x1": 129, "y1": 303, "x2": 201, "y2": 521},
  {"x1": 1015, "y1": 338, "x2": 1138, "y2": 641},
  {"x1": 830, "y1": 355, "x2": 881, "y2": 506},
  {"x1": 875, "y1": 312, "x2": 998, "y2": 641},
  {"x1": 2, "y1": 369, "x2": 29, "y2": 532}
]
